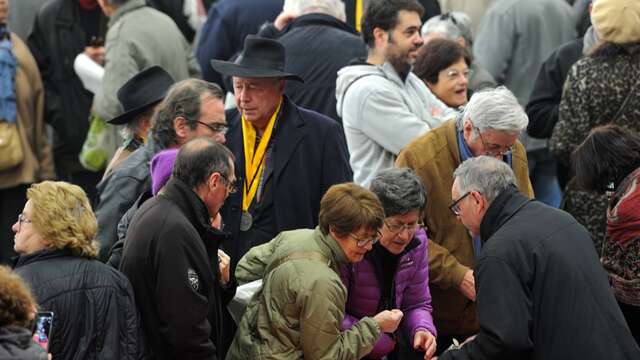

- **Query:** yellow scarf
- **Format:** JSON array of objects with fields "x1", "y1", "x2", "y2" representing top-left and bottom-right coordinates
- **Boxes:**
[{"x1": 241, "y1": 100, "x2": 282, "y2": 212}]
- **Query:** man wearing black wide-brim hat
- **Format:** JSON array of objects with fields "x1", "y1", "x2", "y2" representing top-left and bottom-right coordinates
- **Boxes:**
[
  {"x1": 102, "y1": 66, "x2": 175, "y2": 178},
  {"x1": 211, "y1": 35, "x2": 352, "y2": 271}
]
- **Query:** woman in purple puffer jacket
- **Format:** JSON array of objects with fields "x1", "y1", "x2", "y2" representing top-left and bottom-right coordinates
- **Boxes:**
[{"x1": 341, "y1": 168, "x2": 437, "y2": 359}]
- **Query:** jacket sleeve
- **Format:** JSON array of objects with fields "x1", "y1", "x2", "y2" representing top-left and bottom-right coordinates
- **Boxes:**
[
  {"x1": 95, "y1": 175, "x2": 142, "y2": 261},
  {"x1": 94, "y1": 30, "x2": 137, "y2": 121},
  {"x1": 154, "y1": 226, "x2": 218, "y2": 359},
  {"x1": 439, "y1": 257, "x2": 533, "y2": 360},
  {"x1": 195, "y1": 6, "x2": 233, "y2": 88},
  {"x1": 549, "y1": 65, "x2": 583, "y2": 166},
  {"x1": 234, "y1": 234, "x2": 282, "y2": 285},
  {"x1": 26, "y1": 13, "x2": 64, "y2": 132},
  {"x1": 300, "y1": 276, "x2": 381, "y2": 360},
  {"x1": 20, "y1": 34, "x2": 56, "y2": 181},
  {"x1": 525, "y1": 48, "x2": 564, "y2": 139},
  {"x1": 355, "y1": 87, "x2": 429, "y2": 155},
  {"x1": 473, "y1": 8, "x2": 515, "y2": 84},
  {"x1": 321, "y1": 120, "x2": 353, "y2": 191},
  {"x1": 401, "y1": 230, "x2": 437, "y2": 340}
]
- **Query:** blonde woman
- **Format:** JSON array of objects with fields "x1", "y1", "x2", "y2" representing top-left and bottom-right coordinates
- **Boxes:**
[{"x1": 11, "y1": 181, "x2": 144, "y2": 359}]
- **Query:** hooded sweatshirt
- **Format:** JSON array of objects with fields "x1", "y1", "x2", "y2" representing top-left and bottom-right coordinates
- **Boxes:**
[{"x1": 336, "y1": 60, "x2": 454, "y2": 186}]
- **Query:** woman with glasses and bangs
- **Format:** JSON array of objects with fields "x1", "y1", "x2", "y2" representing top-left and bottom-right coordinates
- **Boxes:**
[
  {"x1": 341, "y1": 168, "x2": 437, "y2": 360},
  {"x1": 413, "y1": 38, "x2": 472, "y2": 109}
]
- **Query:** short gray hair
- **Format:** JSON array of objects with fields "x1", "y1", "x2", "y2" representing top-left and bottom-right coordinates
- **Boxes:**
[
  {"x1": 283, "y1": 0, "x2": 346, "y2": 22},
  {"x1": 453, "y1": 156, "x2": 516, "y2": 203},
  {"x1": 457, "y1": 86, "x2": 528, "y2": 135},
  {"x1": 370, "y1": 168, "x2": 427, "y2": 217},
  {"x1": 421, "y1": 12, "x2": 474, "y2": 49}
]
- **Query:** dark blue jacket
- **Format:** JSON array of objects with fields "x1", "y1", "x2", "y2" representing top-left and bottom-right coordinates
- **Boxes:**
[
  {"x1": 195, "y1": 0, "x2": 283, "y2": 89},
  {"x1": 220, "y1": 96, "x2": 352, "y2": 269},
  {"x1": 260, "y1": 13, "x2": 366, "y2": 122}
]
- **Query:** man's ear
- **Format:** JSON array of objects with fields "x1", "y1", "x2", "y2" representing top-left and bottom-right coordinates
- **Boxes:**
[
  {"x1": 373, "y1": 27, "x2": 388, "y2": 47},
  {"x1": 173, "y1": 116, "x2": 189, "y2": 143}
]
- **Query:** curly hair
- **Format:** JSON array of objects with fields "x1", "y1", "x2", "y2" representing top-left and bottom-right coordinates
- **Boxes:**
[
  {"x1": 27, "y1": 181, "x2": 98, "y2": 258},
  {"x1": 0, "y1": 266, "x2": 38, "y2": 328}
]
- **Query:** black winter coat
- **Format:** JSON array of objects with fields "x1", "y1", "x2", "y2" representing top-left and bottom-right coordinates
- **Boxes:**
[
  {"x1": 0, "y1": 326, "x2": 48, "y2": 360},
  {"x1": 441, "y1": 186, "x2": 640, "y2": 360},
  {"x1": 13, "y1": 249, "x2": 145, "y2": 360},
  {"x1": 27, "y1": 0, "x2": 106, "y2": 163},
  {"x1": 120, "y1": 178, "x2": 236, "y2": 360},
  {"x1": 260, "y1": 13, "x2": 366, "y2": 122}
]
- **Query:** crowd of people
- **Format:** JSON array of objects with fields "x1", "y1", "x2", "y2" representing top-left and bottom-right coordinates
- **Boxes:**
[{"x1": 1, "y1": 0, "x2": 639, "y2": 359}]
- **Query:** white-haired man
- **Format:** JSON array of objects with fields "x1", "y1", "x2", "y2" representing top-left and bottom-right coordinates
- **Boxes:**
[
  {"x1": 438, "y1": 156, "x2": 640, "y2": 359},
  {"x1": 396, "y1": 86, "x2": 533, "y2": 354}
]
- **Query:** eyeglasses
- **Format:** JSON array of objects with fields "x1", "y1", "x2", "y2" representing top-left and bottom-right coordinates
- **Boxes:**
[
  {"x1": 449, "y1": 192, "x2": 471, "y2": 216},
  {"x1": 220, "y1": 174, "x2": 237, "y2": 193},
  {"x1": 197, "y1": 121, "x2": 229, "y2": 135},
  {"x1": 444, "y1": 69, "x2": 473, "y2": 81},
  {"x1": 16, "y1": 213, "x2": 32, "y2": 231},
  {"x1": 349, "y1": 231, "x2": 382, "y2": 247},
  {"x1": 474, "y1": 127, "x2": 513, "y2": 157},
  {"x1": 440, "y1": 12, "x2": 458, "y2": 26},
  {"x1": 384, "y1": 220, "x2": 423, "y2": 234}
]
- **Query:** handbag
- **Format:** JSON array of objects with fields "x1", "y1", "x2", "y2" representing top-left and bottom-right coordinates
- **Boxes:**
[{"x1": 0, "y1": 120, "x2": 23, "y2": 171}]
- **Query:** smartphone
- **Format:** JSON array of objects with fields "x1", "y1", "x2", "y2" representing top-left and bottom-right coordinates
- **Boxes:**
[{"x1": 32, "y1": 311, "x2": 54, "y2": 351}]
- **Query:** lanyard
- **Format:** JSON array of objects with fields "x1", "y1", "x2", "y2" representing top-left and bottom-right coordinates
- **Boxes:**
[{"x1": 241, "y1": 99, "x2": 282, "y2": 212}]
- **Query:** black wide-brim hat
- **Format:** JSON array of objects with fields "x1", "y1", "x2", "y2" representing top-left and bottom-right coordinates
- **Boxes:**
[
  {"x1": 210, "y1": 35, "x2": 304, "y2": 82},
  {"x1": 108, "y1": 66, "x2": 176, "y2": 125}
]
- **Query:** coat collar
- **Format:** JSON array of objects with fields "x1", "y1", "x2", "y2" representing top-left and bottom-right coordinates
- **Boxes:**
[
  {"x1": 313, "y1": 227, "x2": 348, "y2": 273},
  {"x1": 479, "y1": 185, "x2": 531, "y2": 243},
  {"x1": 284, "y1": 13, "x2": 358, "y2": 35},
  {"x1": 159, "y1": 178, "x2": 230, "y2": 247},
  {"x1": 13, "y1": 248, "x2": 74, "y2": 269},
  {"x1": 109, "y1": 0, "x2": 146, "y2": 27}
]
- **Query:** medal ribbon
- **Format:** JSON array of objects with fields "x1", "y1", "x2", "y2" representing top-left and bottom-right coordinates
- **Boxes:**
[{"x1": 241, "y1": 99, "x2": 282, "y2": 212}]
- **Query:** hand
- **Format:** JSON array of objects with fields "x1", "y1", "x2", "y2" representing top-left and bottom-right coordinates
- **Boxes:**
[
  {"x1": 414, "y1": 330, "x2": 436, "y2": 359},
  {"x1": 373, "y1": 309, "x2": 403, "y2": 333},
  {"x1": 218, "y1": 249, "x2": 231, "y2": 285},
  {"x1": 459, "y1": 269, "x2": 476, "y2": 301},
  {"x1": 0, "y1": 0, "x2": 8, "y2": 24},
  {"x1": 84, "y1": 46, "x2": 106, "y2": 66},
  {"x1": 274, "y1": 11, "x2": 297, "y2": 31}
]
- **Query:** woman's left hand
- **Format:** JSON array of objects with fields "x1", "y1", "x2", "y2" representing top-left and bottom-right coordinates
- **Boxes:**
[{"x1": 414, "y1": 330, "x2": 437, "y2": 360}]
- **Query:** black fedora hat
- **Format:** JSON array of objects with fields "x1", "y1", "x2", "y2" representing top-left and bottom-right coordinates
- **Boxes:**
[
  {"x1": 108, "y1": 66, "x2": 175, "y2": 125},
  {"x1": 210, "y1": 35, "x2": 304, "y2": 82}
]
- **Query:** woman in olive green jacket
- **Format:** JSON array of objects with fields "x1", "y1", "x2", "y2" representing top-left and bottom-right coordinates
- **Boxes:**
[{"x1": 227, "y1": 183, "x2": 404, "y2": 360}]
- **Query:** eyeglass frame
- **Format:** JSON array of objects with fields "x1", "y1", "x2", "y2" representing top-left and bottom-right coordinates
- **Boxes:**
[
  {"x1": 474, "y1": 127, "x2": 514, "y2": 157},
  {"x1": 384, "y1": 219, "x2": 424, "y2": 234},
  {"x1": 16, "y1": 213, "x2": 33, "y2": 232},
  {"x1": 197, "y1": 120, "x2": 229, "y2": 135},
  {"x1": 449, "y1": 192, "x2": 471, "y2": 216},
  {"x1": 443, "y1": 68, "x2": 473, "y2": 81},
  {"x1": 219, "y1": 173, "x2": 237, "y2": 193},
  {"x1": 348, "y1": 231, "x2": 382, "y2": 247}
]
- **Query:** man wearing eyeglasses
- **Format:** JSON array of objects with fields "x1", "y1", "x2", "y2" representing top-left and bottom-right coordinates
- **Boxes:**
[
  {"x1": 95, "y1": 78, "x2": 229, "y2": 261},
  {"x1": 396, "y1": 86, "x2": 533, "y2": 354},
  {"x1": 437, "y1": 156, "x2": 640, "y2": 360}
]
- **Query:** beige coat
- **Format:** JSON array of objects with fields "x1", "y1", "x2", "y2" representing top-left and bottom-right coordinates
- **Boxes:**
[
  {"x1": 396, "y1": 120, "x2": 533, "y2": 336},
  {"x1": 0, "y1": 34, "x2": 54, "y2": 189}
]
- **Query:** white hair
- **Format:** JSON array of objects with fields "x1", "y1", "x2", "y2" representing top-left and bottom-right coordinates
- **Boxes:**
[
  {"x1": 421, "y1": 12, "x2": 474, "y2": 48},
  {"x1": 457, "y1": 86, "x2": 529, "y2": 135},
  {"x1": 283, "y1": 0, "x2": 346, "y2": 22},
  {"x1": 453, "y1": 156, "x2": 517, "y2": 203}
]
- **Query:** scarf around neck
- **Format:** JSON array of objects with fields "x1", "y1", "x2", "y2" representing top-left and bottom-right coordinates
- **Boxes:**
[{"x1": 607, "y1": 167, "x2": 640, "y2": 247}]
